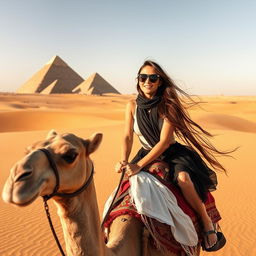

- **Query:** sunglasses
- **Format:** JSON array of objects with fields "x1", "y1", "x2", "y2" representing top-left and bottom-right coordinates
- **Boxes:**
[{"x1": 138, "y1": 74, "x2": 160, "y2": 83}]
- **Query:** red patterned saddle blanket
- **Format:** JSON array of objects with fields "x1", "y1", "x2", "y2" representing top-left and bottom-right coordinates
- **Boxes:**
[{"x1": 103, "y1": 161, "x2": 221, "y2": 254}]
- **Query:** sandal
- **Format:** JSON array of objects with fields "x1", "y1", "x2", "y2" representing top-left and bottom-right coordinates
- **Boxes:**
[{"x1": 202, "y1": 230, "x2": 226, "y2": 252}]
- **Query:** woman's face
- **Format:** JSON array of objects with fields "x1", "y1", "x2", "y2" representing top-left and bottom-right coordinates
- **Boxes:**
[{"x1": 138, "y1": 65, "x2": 161, "y2": 99}]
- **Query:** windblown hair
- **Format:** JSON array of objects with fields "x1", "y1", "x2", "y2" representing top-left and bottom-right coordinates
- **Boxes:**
[{"x1": 137, "y1": 60, "x2": 234, "y2": 172}]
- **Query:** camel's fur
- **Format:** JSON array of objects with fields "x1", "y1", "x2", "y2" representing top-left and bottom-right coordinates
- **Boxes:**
[{"x1": 2, "y1": 131, "x2": 199, "y2": 256}]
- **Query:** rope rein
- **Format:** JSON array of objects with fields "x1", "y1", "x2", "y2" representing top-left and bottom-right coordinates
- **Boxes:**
[
  {"x1": 101, "y1": 168, "x2": 126, "y2": 229},
  {"x1": 43, "y1": 198, "x2": 66, "y2": 256}
]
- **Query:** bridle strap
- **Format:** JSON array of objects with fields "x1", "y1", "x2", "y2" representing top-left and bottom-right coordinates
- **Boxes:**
[
  {"x1": 52, "y1": 168, "x2": 94, "y2": 198},
  {"x1": 39, "y1": 148, "x2": 60, "y2": 198},
  {"x1": 39, "y1": 148, "x2": 94, "y2": 201}
]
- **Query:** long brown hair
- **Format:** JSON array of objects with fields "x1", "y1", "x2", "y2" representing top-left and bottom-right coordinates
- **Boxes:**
[{"x1": 137, "y1": 60, "x2": 234, "y2": 172}]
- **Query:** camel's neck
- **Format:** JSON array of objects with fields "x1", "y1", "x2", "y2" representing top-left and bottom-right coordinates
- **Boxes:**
[{"x1": 54, "y1": 181, "x2": 105, "y2": 256}]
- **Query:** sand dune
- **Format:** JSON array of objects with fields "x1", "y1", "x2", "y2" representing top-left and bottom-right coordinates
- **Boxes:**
[
  {"x1": 0, "y1": 111, "x2": 121, "y2": 132},
  {"x1": 0, "y1": 93, "x2": 256, "y2": 256},
  {"x1": 196, "y1": 114, "x2": 256, "y2": 133}
]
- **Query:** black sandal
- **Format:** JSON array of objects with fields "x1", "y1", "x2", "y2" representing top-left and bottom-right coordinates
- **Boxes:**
[{"x1": 202, "y1": 230, "x2": 226, "y2": 252}]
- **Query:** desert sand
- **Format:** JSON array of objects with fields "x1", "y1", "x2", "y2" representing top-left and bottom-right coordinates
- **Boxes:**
[{"x1": 0, "y1": 93, "x2": 255, "y2": 256}]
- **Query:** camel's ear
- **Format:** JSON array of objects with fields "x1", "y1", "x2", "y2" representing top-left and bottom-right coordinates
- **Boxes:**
[
  {"x1": 46, "y1": 129, "x2": 58, "y2": 139},
  {"x1": 83, "y1": 133, "x2": 103, "y2": 155}
]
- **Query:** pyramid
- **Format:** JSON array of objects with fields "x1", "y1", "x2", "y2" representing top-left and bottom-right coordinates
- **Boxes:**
[
  {"x1": 16, "y1": 56, "x2": 84, "y2": 94},
  {"x1": 73, "y1": 73, "x2": 120, "y2": 95}
]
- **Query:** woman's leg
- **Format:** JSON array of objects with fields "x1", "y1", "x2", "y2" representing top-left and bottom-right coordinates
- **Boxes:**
[{"x1": 176, "y1": 171, "x2": 217, "y2": 248}]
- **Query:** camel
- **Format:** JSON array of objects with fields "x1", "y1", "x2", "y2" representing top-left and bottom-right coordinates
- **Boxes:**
[{"x1": 2, "y1": 130, "x2": 200, "y2": 256}]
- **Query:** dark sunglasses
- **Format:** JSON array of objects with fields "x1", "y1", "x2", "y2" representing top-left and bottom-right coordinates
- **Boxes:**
[{"x1": 138, "y1": 74, "x2": 160, "y2": 83}]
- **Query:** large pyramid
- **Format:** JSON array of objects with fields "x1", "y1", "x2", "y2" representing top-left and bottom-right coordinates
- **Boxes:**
[
  {"x1": 16, "y1": 56, "x2": 84, "y2": 93},
  {"x1": 73, "y1": 72, "x2": 120, "y2": 95}
]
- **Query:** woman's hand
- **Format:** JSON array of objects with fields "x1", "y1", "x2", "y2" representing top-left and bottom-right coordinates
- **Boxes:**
[
  {"x1": 125, "y1": 163, "x2": 141, "y2": 177},
  {"x1": 115, "y1": 160, "x2": 128, "y2": 173}
]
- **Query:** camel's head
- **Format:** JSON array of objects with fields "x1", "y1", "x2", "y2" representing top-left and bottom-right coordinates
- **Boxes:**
[{"x1": 2, "y1": 130, "x2": 103, "y2": 206}]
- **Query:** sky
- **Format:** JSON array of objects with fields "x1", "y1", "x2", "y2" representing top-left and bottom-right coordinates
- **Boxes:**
[{"x1": 0, "y1": 0, "x2": 255, "y2": 95}]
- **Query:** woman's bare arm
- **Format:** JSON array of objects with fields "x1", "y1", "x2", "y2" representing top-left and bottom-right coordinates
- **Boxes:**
[{"x1": 121, "y1": 100, "x2": 135, "y2": 162}]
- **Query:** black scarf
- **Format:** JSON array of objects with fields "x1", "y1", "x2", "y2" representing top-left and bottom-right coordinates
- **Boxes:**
[{"x1": 136, "y1": 93, "x2": 162, "y2": 148}]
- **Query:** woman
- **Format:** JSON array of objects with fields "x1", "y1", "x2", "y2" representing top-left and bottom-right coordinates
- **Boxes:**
[{"x1": 115, "y1": 60, "x2": 228, "y2": 251}]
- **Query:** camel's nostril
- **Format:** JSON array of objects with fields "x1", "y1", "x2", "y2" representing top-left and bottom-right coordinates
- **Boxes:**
[{"x1": 15, "y1": 171, "x2": 33, "y2": 182}]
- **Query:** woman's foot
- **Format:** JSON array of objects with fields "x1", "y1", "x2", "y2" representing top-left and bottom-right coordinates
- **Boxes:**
[{"x1": 203, "y1": 221, "x2": 218, "y2": 249}]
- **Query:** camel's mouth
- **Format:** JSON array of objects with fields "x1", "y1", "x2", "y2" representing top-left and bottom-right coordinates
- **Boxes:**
[
  {"x1": 14, "y1": 192, "x2": 40, "y2": 207},
  {"x1": 2, "y1": 177, "x2": 46, "y2": 206}
]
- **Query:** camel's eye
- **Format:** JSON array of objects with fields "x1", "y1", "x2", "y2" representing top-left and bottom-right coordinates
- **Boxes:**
[{"x1": 62, "y1": 150, "x2": 78, "y2": 164}]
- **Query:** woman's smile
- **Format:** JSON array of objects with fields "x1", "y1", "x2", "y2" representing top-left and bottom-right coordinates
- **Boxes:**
[{"x1": 138, "y1": 66, "x2": 161, "y2": 98}]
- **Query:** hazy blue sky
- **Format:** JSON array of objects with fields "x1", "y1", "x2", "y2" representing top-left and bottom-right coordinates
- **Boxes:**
[{"x1": 0, "y1": 0, "x2": 255, "y2": 95}]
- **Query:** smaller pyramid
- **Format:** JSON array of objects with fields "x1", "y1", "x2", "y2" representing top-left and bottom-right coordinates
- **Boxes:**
[
  {"x1": 17, "y1": 56, "x2": 84, "y2": 94},
  {"x1": 73, "y1": 73, "x2": 120, "y2": 95},
  {"x1": 40, "y1": 80, "x2": 58, "y2": 94}
]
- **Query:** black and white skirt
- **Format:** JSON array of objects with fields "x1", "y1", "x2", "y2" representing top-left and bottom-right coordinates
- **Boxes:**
[{"x1": 131, "y1": 142, "x2": 218, "y2": 202}]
